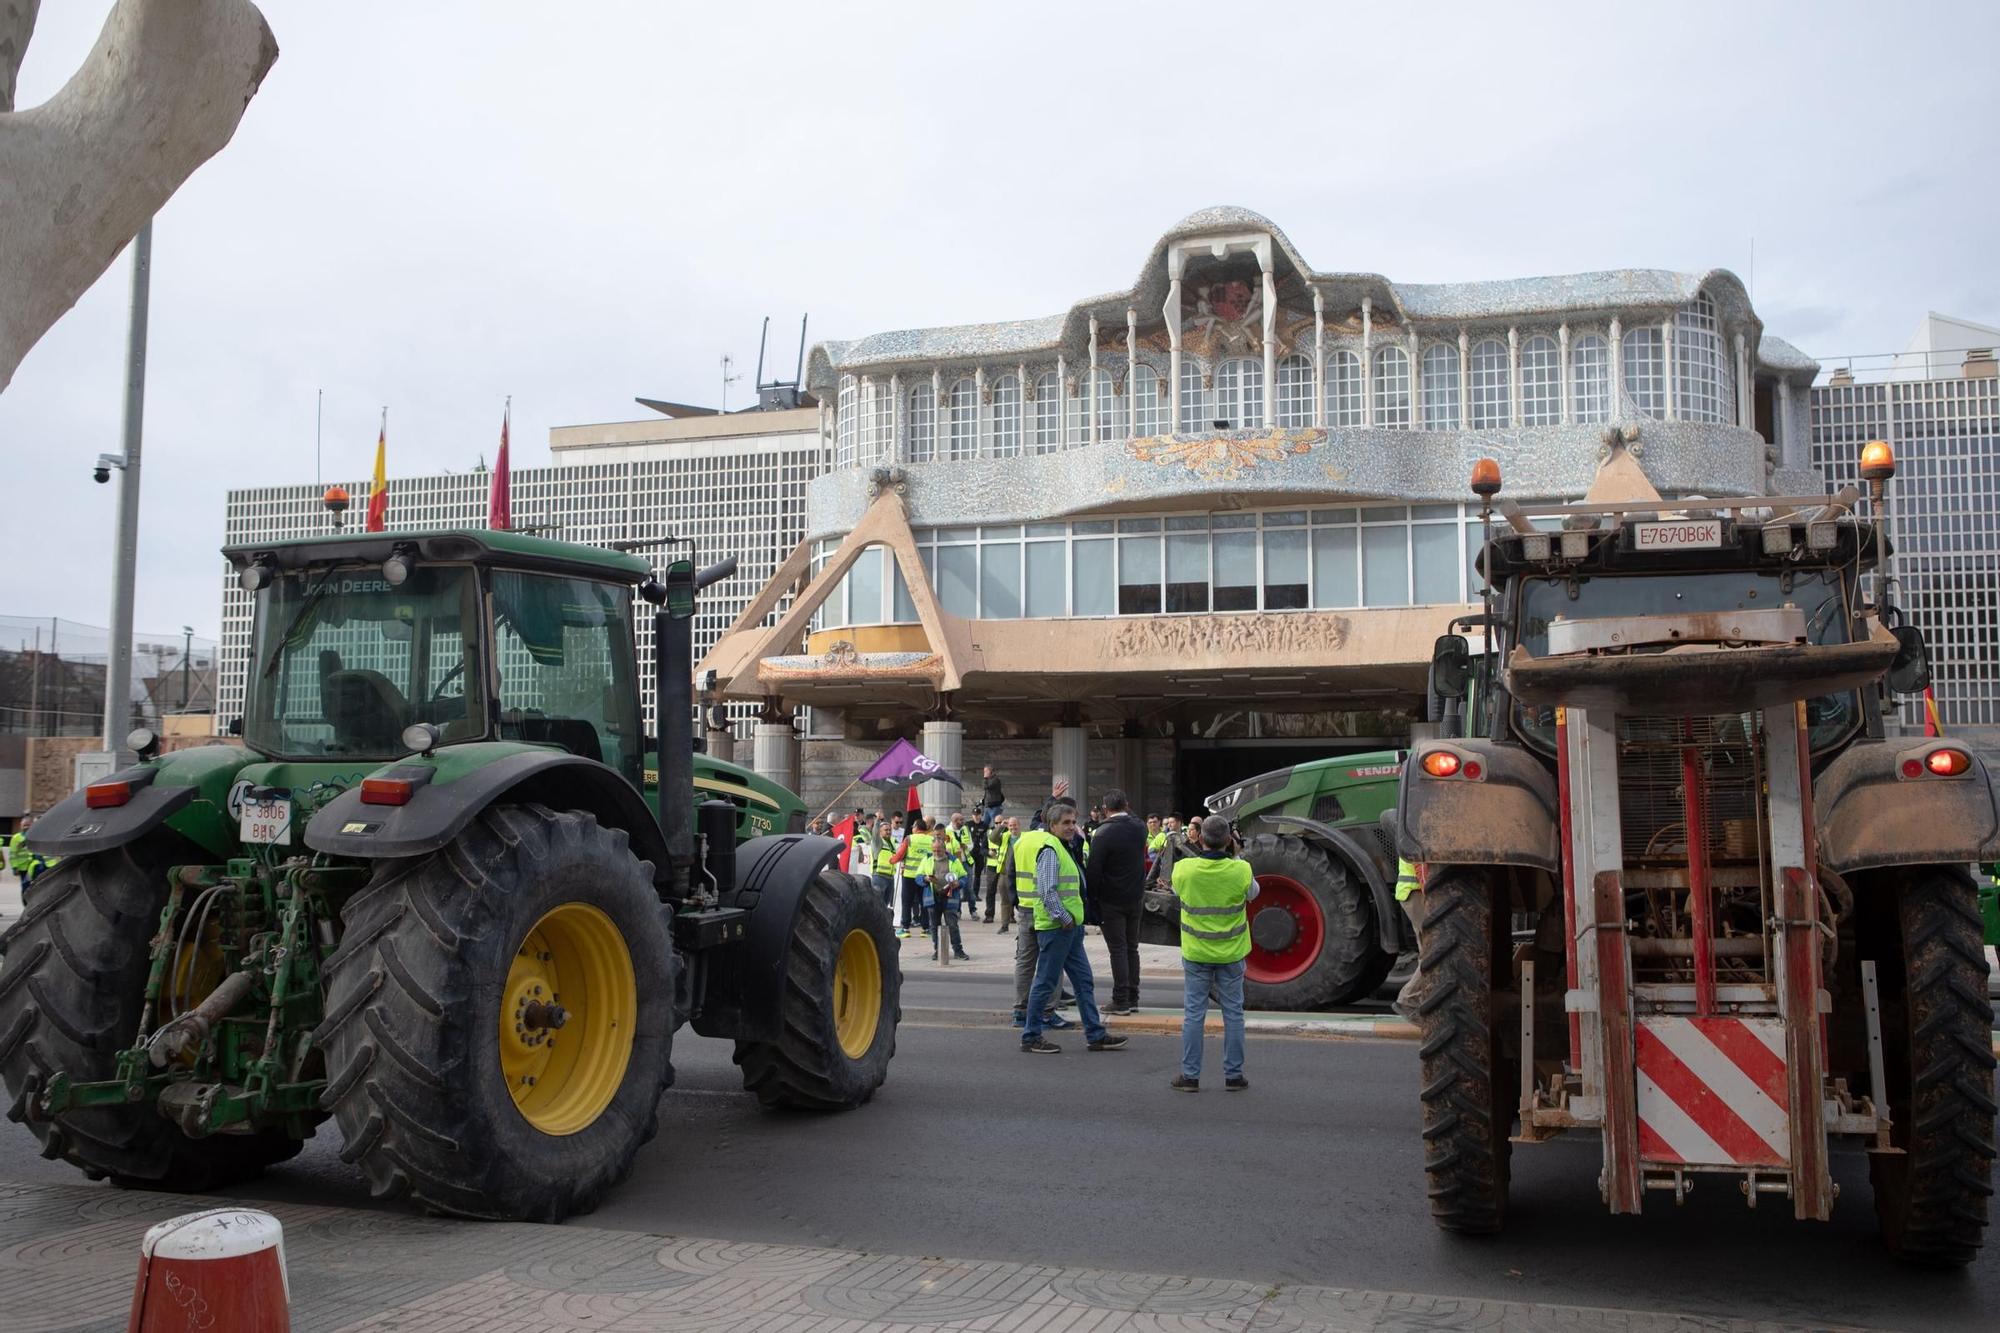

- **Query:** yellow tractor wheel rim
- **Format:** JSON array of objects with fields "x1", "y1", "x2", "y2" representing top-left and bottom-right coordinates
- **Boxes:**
[
  {"x1": 832, "y1": 928, "x2": 883, "y2": 1061},
  {"x1": 498, "y1": 903, "x2": 637, "y2": 1136}
]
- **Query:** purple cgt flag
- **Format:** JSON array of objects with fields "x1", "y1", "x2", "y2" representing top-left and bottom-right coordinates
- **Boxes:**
[{"x1": 858, "y1": 737, "x2": 962, "y2": 791}]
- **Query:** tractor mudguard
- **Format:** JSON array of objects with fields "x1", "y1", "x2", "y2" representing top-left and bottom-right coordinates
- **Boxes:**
[
  {"x1": 27, "y1": 767, "x2": 194, "y2": 857},
  {"x1": 691, "y1": 833, "x2": 841, "y2": 1044},
  {"x1": 1397, "y1": 739, "x2": 1560, "y2": 873},
  {"x1": 1814, "y1": 739, "x2": 2000, "y2": 874},
  {"x1": 304, "y1": 749, "x2": 674, "y2": 878},
  {"x1": 1259, "y1": 812, "x2": 1403, "y2": 954}
]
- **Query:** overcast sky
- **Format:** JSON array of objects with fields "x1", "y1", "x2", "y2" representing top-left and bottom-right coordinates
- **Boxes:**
[{"x1": 1, "y1": 0, "x2": 1995, "y2": 641}]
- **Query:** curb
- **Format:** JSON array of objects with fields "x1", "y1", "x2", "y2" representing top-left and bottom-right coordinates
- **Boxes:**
[{"x1": 900, "y1": 1005, "x2": 1419, "y2": 1041}]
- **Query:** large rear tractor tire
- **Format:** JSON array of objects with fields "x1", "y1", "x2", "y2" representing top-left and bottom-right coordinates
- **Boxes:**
[
  {"x1": 1415, "y1": 868, "x2": 1515, "y2": 1234},
  {"x1": 1868, "y1": 868, "x2": 1995, "y2": 1267},
  {"x1": 317, "y1": 804, "x2": 674, "y2": 1222},
  {"x1": 0, "y1": 843, "x2": 304, "y2": 1191},
  {"x1": 1240, "y1": 833, "x2": 1393, "y2": 1011},
  {"x1": 735, "y1": 869, "x2": 899, "y2": 1110}
]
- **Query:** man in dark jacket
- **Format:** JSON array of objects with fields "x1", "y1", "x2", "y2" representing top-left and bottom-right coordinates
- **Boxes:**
[
  {"x1": 980, "y1": 766, "x2": 1005, "y2": 825},
  {"x1": 1085, "y1": 788, "x2": 1149, "y2": 1014}
]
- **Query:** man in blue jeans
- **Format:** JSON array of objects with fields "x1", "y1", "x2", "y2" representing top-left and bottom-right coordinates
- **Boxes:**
[
  {"x1": 1015, "y1": 800, "x2": 1127, "y2": 1055},
  {"x1": 1170, "y1": 815, "x2": 1258, "y2": 1091}
]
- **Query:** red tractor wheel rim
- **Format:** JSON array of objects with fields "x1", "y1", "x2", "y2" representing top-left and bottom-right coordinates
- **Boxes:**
[{"x1": 1245, "y1": 874, "x2": 1324, "y2": 986}]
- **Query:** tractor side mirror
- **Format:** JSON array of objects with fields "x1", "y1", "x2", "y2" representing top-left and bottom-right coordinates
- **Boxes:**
[
  {"x1": 1429, "y1": 634, "x2": 1472, "y2": 698},
  {"x1": 662, "y1": 558, "x2": 696, "y2": 621},
  {"x1": 1887, "y1": 624, "x2": 1932, "y2": 695}
]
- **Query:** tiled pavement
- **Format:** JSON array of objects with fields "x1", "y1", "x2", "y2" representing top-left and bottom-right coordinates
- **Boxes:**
[{"x1": 2, "y1": 1181, "x2": 1867, "y2": 1333}]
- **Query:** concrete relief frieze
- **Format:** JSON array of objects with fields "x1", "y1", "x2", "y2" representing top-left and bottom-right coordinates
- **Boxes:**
[
  {"x1": 1127, "y1": 428, "x2": 1321, "y2": 481},
  {"x1": 1108, "y1": 612, "x2": 1350, "y2": 661}
]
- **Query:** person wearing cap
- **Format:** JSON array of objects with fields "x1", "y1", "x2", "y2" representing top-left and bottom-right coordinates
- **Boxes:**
[
  {"x1": 1014, "y1": 799, "x2": 1125, "y2": 1055},
  {"x1": 1169, "y1": 814, "x2": 1258, "y2": 1091}
]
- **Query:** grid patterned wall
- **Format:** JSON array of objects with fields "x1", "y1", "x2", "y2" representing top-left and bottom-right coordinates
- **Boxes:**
[
  {"x1": 218, "y1": 436, "x2": 819, "y2": 738},
  {"x1": 1810, "y1": 375, "x2": 2000, "y2": 728}
]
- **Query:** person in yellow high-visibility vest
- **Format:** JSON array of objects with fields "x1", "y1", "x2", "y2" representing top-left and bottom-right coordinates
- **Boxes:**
[
  {"x1": 1169, "y1": 815, "x2": 1259, "y2": 1091},
  {"x1": 1014, "y1": 800, "x2": 1126, "y2": 1055},
  {"x1": 1393, "y1": 858, "x2": 1424, "y2": 1023}
]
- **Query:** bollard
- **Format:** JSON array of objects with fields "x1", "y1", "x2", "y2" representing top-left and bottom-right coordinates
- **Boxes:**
[{"x1": 128, "y1": 1207, "x2": 290, "y2": 1332}]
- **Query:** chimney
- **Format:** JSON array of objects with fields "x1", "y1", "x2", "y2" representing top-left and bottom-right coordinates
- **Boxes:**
[
  {"x1": 1963, "y1": 348, "x2": 1997, "y2": 379},
  {"x1": 1828, "y1": 366, "x2": 1855, "y2": 386}
]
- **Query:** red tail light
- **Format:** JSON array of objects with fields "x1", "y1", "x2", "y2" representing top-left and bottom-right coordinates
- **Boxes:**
[
  {"x1": 1420, "y1": 751, "x2": 1461, "y2": 778},
  {"x1": 360, "y1": 777, "x2": 415, "y2": 806},
  {"x1": 85, "y1": 780, "x2": 132, "y2": 808}
]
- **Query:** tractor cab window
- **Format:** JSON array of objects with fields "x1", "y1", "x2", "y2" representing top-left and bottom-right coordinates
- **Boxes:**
[
  {"x1": 247, "y1": 564, "x2": 482, "y2": 758},
  {"x1": 491, "y1": 572, "x2": 642, "y2": 785},
  {"x1": 1509, "y1": 567, "x2": 1859, "y2": 755}
]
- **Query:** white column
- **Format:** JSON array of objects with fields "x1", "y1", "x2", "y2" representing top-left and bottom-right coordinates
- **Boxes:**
[
  {"x1": 1558, "y1": 323, "x2": 1572, "y2": 425},
  {"x1": 1507, "y1": 325, "x2": 1521, "y2": 427},
  {"x1": 1051, "y1": 725, "x2": 1087, "y2": 808},
  {"x1": 704, "y1": 717, "x2": 733, "y2": 764},
  {"x1": 973, "y1": 365, "x2": 986, "y2": 458},
  {"x1": 858, "y1": 374, "x2": 874, "y2": 464},
  {"x1": 1609, "y1": 317, "x2": 1624, "y2": 417},
  {"x1": 1016, "y1": 361, "x2": 1028, "y2": 455},
  {"x1": 1056, "y1": 352, "x2": 1069, "y2": 448},
  {"x1": 1661, "y1": 317, "x2": 1677, "y2": 421},
  {"x1": 1087, "y1": 315, "x2": 1099, "y2": 445},
  {"x1": 888, "y1": 371, "x2": 901, "y2": 460},
  {"x1": 1408, "y1": 328, "x2": 1422, "y2": 428},
  {"x1": 1360, "y1": 296, "x2": 1374, "y2": 427},
  {"x1": 1312, "y1": 290, "x2": 1326, "y2": 427},
  {"x1": 1165, "y1": 252, "x2": 1184, "y2": 434},
  {"x1": 1126, "y1": 307, "x2": 1139, "y2": 440},
  {"x1": 1734, "y1": 331, "x2": 1752, "y2": 427},
  {"x1": 1457, "y1": 328, "x2": 1470, "y2": 429},
  {"x1": 1260, "y1": 253, "x2": 1278, "y2": 427},
  {"x1": 931, "y1": 367, "x2": 943, "y2": 459},
  {"x1": 753, "y1": 720, "x2": 799, "y2": 796},
  {"x1": 919, "y1": 718, "x2": 965, "y2": 817}
]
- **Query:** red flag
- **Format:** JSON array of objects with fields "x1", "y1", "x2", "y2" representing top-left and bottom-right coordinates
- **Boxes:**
[
  {"x1": 365, "y1": 411, "x2": 388, "y2": 532},
  {"x1": 832, "y1": 815, "x2": 856, "y2": 872},
  {"x1": 906, "y1": 784, "x2": 923, "y2": 814},
  {"x1": 488, "y1": 401, "x2": 511, "y2": 530}
]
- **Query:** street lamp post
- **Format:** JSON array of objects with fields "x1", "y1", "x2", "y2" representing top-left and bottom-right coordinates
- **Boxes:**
[
  {"x1": 180, "y1": 625, "x2": 193, "y2": 711},
  {"x1": 99, "y1": 219, "x2": 152, "y2": 767}
]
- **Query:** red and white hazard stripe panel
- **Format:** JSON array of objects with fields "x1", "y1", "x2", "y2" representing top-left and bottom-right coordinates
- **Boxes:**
[{"x1": 1634, "y1": 1016, "x2": 1790, "y2": 1168}]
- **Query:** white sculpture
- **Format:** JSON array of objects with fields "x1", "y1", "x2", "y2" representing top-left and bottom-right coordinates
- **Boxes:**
[{"x1": 0, "y1": 0, "x2": 276, "y2": 392}]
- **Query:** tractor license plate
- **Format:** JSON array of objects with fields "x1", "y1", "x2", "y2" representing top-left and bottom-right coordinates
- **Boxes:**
[
  {"x1": 239, "y1": 796, "x2": 292, "y2": 845},
  {"x1": 1633, "y1": 519, "x2": 1722, "y2": 549}
]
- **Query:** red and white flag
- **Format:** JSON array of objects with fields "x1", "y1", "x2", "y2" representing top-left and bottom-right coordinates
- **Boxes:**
[{"x1": 488, "y1": 400, "x2": 512, "y2": 530}]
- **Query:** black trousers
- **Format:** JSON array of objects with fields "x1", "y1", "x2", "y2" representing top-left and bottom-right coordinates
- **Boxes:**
[{"x1": 1098, "y1": 899, "x2": 1143, "y2": 1008}]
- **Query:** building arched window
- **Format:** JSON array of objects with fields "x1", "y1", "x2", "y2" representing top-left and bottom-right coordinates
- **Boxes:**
[
  {"x1": 1214, "y1": 357, "x2": 1264, "y2": 429},
  {"x1": 1275, "y1": 354, "x2": 1313, "y2": 428},
  {"x1": 1325, "y1": 349, "x2": 1363, "y2": 427},
  {"x1": 1090, "y1": 368, "x2": 1126, "y2": 442},
  {"x1": 1179, "y1": 358, "x2": 1211, "y2": 432},
  {"x1": 1131, "y1": 364, "x2": 1163, "y2": 437},
  {"x1": 946, "y1": 376, "x2": 978, "y2": 459},
  {"x1": 907, "y1": 383, "x2": 936, "y2": 462},
  {"x1": 1621, "y1": 326, "x2": 1666, "y2": 418},
  {"x1": 1373, "y1": 346, "x2": 1411, "y2": 428},
  {"x1": 835, "y1": 375, "x2": 858, "y2": 467},
  {"x1": 1469, "y1": 338, "x2": 1509, "y2": 429},
  {"x1": 1675, "y1": 291, "x2": 1728, "y2": 423},
  {"x1": 990, "y1": 373, "x2": 1022, "y2": 457},
  {"x1": 1032, "y1": 372, "x2": 1060, "y2": 453},
  {"x1": 864, "y1": 379, "x2": 896, "y2": 463},
  {"x1": 1572, "y1": 334, "x2": 1610, "y2": 424},
  {"x1": 1066, "y1": 376, "x2": 1089, "y2": 445},
  {"x1": 1421, "y1": 343, "x2": 1460, "y2": 429},
  {"x1": 1519, "y1": 335, "x2": 1560, "y2": 426}
]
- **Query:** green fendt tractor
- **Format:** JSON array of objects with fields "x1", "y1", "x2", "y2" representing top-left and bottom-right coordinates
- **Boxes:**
[
  {"x1": 1142, "y1": 753, "x2": 1408, "y2": 1010},
  {"x1": 0, "y1": 528, "x2": 899, "y2": 1222}
]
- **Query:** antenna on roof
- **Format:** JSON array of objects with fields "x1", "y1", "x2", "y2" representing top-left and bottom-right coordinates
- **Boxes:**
[{"x1": 751, "y1": 314, "x2": 810, "y2": 411}]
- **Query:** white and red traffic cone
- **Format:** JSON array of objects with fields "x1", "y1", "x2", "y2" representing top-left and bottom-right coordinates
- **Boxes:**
[{"x1": 127, "y1": 1207, "x2": 290, "y2": 1332}]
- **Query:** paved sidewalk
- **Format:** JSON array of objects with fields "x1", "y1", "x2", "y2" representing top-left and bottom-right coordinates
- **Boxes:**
[{"x1": 1, "y1": 1180, "x2": 1870, "y2": 1333}]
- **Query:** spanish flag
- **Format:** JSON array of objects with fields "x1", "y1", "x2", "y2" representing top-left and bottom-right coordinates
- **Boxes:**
[
  {"x1": 1923, "y1": 686, "x2": 1943, "y2": 738},
  {"x1": 365, "y1": 411, "x2": 388, "y2": 532}
]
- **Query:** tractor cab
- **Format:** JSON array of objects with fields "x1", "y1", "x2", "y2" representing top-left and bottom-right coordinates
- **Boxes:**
[{"x1": 234, "y1": 530, "x2": 650, "y2": 787}]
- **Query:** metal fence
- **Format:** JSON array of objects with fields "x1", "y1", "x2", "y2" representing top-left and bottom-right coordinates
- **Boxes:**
[{"x1": 0, "y1": 615, "x2": 218, "y2": 738}]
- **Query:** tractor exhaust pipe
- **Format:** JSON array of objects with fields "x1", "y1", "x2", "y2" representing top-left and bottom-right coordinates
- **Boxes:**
[{"x1": 656, "y1": 554, "x2": 740, "y2": 897}]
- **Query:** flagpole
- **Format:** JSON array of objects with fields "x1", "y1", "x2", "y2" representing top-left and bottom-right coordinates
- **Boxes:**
[{"x1": 812, "y1": 776, "x2": 867, "y2": 827}]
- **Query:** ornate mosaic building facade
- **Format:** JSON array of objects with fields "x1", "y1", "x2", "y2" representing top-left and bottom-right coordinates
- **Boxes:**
[{"x1": 699, "y1": 207, "x2": 1827, "y2": 815}]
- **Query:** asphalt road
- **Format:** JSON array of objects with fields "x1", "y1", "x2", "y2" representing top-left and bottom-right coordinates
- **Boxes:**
[{"x1": 1, "y1": 1016, "x2": 1993, "y2": 1330}]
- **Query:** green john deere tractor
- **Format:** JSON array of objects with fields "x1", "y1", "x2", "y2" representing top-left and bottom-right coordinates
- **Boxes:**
[
  {"x1": 0, "y1": 528, "x2": 899, "y2": 1222},
  {"x1": 1140, "y1": 752, "x2": 1409, "y2": 1010}
]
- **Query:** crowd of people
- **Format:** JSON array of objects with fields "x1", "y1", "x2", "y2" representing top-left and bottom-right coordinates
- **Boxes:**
[{"x1": 810, "y1": 767, "x2": 1257, "y2": 1092}]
